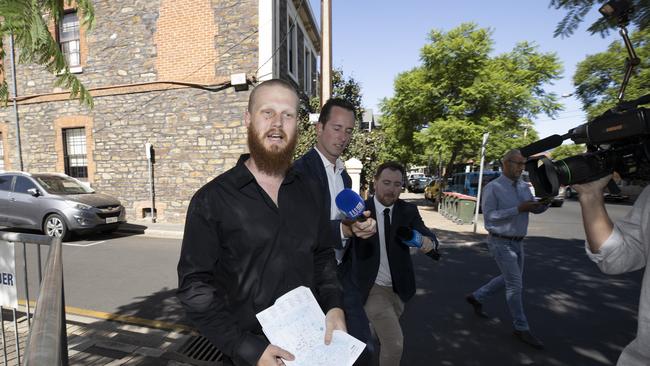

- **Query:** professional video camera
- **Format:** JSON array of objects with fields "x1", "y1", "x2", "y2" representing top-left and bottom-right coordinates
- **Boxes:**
[{"x1": 521, "y1": 0, "x2": 650, "y2": 197}]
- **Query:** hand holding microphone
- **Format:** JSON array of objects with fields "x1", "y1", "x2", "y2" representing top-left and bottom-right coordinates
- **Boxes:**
[
  {"x1": 336, "y1": 189, "x2": 377, "y2": 239},
  {"x1": 396, "y1": 227, "x2": 441, "y2": 261}
]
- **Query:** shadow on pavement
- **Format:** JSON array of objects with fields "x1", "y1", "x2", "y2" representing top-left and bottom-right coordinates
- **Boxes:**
[
  {"x1": 402, "y1": 235, "x2": 641, "y2": 366},
  {"x1": 108, "y1": 287, "x2": 190, "y2": 328}
]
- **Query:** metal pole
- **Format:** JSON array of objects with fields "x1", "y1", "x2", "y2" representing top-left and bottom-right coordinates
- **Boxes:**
[
  {"x1": 473, "y1": 133, "x2": 489, "y2": 233},
  {"x1": 13, "y1": 308, "x2": 20, "y2": 366},
  {"x1": 1, "y1": 306, "x2": 7, "y2": 365},
  {"x1": 320, "y1": 0, "x2": 332, "y2": 106},
  {"x1": 8, "y1": 32, "x2": 24, "y2": 171},
  {"x1": 22, "y1": 243, "x2": 30, "y2": 328},
  {"x1": 37, "y1": 245, "x2": 42, "y2": 284},
  {"x1": 146, "y1": 143, "x2": 156, "y2": 223}
]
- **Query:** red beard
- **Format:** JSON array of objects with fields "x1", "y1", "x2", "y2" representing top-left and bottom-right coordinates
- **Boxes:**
[{"x1": 247, "y1": 123, "x2": 297, "y2": 176}]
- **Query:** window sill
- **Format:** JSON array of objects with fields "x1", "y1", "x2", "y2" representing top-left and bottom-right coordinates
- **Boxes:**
[{"x1": 56, "y1": 66, "x2": 84, "y2": 75}]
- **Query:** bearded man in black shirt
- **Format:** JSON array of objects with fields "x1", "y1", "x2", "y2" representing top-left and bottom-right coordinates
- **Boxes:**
[{"x1": 177, "y1": 79, "x2": 348, "y2": 366}]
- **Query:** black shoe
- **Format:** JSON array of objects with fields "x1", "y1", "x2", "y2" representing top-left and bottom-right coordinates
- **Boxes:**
[
  {"x1": 513, "y1": 330, "x2": 544, "y2": 350},
  {"x1": 465, "y1": 294, "x2": 489, "y2": 319}
]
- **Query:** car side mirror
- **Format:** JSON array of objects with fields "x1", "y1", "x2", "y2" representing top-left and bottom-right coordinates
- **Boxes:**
[{"x1": 27, "y1": 188, "x2": 41, "y2": 197}]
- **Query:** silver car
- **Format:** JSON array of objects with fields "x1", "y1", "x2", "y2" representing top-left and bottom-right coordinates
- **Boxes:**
[{"x1": 0, "y1": 172, "x2": 126, "y2": 240}]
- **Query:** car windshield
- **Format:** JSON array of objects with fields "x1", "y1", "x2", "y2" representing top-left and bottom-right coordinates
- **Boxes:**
[{"x1": 34, "y1": 175, "x2": 94, "y2": 194}]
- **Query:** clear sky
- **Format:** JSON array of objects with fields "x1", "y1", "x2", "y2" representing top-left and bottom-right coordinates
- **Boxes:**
[{"x1": 307, "y1": 0, "x2": 620, "y2": 140}]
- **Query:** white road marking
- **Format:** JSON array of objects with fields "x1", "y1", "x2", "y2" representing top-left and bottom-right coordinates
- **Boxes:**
[{"x1": 63, "y1": 240, "x2": 106, "y2": 247}]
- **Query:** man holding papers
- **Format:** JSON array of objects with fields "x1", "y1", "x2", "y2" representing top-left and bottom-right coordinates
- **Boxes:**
[{"x1": 177, "y1": 79, "x2": 345, "y2": 366}]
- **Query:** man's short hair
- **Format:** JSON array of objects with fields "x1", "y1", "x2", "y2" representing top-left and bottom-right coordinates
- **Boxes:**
[
  {"x1": 248, "y1": 79, "x2": 298, "y2": 113},
  {"x1": 318, "y1": 98, "x2": 355, "y2": 125},
  {"x1": 375, "y1": 161, "x2": 405, "y2": 179},
  {"x1": 502, "y1": 149, "x2": 523, "y2": 164}
]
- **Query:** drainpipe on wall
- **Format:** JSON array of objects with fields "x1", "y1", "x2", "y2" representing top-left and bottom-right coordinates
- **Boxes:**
[
  {"x1": 8, "y1": 32, "x2": 24, "y2": 171},
  {"x1": 145, "y1": 143, "x2": 156, "y2": 223}
]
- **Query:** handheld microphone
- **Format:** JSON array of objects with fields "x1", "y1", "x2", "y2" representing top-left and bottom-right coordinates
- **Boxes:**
[
  {"x1": 519, "y1": 134, "x2": 565, "y2": 157},
  {"x1": 396, "y1": 227, "x2": 441, "y2": 261},
  {"x1": 335, "y1": 189, "x2": 367, "y2": 221}
]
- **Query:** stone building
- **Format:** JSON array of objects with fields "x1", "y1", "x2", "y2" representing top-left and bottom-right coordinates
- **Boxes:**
[{"x1": 0, "y1": 0, "x2": 320, "y2": 223}]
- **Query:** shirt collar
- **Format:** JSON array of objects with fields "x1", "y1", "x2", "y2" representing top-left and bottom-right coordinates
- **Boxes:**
[
  {"x1": 232, "y1": 154, "x2": 297, "y2": 189},
  {"x1": 373, "y1": 196, "x2": 394, "y2": 214},
  {"x1": 314, "y1": 147, "x2": 345, "y2": 173}
]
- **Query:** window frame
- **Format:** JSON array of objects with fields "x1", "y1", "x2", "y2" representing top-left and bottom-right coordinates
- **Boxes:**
[
  {"x1": 62, "y1": 127, "x2": 89, "y2": 180},
  {"x1": 57, "y1": 10, "x2": 83, "y2": 73},
  {"x1": 0, "y1": 132, "x2": 4, "y2": 172},
  {"x1": 286, "y1": 2, "x2": 299, "y2": 81}
]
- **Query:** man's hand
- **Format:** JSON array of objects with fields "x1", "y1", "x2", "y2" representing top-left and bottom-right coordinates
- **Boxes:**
[
  {"x1": 342, "y1": 211, "x2": 377, "y2": 239},
  {"x1": 257, "y1": 345, "x2": 294, "y2": 366},
  {"x1": 420, "y1": 236, "x2": 435, "y2": 253},
  {"x1": 518, "y1": 200, "x2": 545, "y2": 212},
  {"x1": 324, "y1": 307, "x2": 347, "y2": 345},
  {"x1": 573, "y1": 174, "x2": 612, "y2": 202}
]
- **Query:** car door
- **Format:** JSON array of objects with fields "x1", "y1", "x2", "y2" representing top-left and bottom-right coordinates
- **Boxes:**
[
  {"x1": 0, "y1": 175, "x2": 15, "y2": 225},
  {"x1": 9, "y1": 176, "x2": 42, "y2": 229}
]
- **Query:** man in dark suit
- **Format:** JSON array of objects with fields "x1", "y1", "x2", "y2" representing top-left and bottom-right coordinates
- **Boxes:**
[
  {"x1": 294, "y1": 98, "x2": 377, "y2": 365},
  {"x1": 352, "y1": 161, "x2": 439, "y2": 366}
]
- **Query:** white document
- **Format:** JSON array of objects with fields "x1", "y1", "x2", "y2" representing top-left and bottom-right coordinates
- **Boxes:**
[{"x1": 256, "y1": 286, "x2": 365, "y2": 366}]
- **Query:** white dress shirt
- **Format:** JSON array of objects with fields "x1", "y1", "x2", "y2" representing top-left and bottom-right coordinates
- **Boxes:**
[
  {"x1": 374, "y1": 196, "x2": 394, "y2": 286},
  {"x1": 314, "y1": 147, "x2": 348, "y2": 263}
]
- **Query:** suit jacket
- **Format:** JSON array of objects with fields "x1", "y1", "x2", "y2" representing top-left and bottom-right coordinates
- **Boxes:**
[
  {"x1": 293, "y1": 148, "x2": 352, "y2": 250},
  {"x1": 352, "y1": 197, "x2": 436, "y2": 304}
]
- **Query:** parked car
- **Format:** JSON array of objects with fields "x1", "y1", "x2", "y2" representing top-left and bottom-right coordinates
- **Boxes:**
[
  {"x1": 0, "y1": 172, "x2": 126, "y2": 240},
  {"x1": 424, "y1": 178, "x2": 445, "y2": 202},
  {"x1": 565, "y1": 185, "x2": 629, "y2": 202},
  {"x1": 408, "y1": 177, "x2": 432, "y2": 193}
]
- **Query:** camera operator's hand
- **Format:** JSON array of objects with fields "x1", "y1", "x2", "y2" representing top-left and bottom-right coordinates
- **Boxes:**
[
  {"x1": 518, "y1": 200, "x2": 545, "y2": 212},
  {"x1": 573, "y1": 174, "x2": 612, "y2": 203},
  {"x1": 573, "y1": 174, "x2": 614, "y2": 253}
]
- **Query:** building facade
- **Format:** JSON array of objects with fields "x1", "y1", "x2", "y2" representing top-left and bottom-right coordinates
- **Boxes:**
[{"x1": 0, "y1": 0, "x2": 320, "y2": 223}]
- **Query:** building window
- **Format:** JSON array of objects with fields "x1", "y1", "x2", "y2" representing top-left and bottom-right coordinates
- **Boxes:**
[
  {"x1": 304, "y1": 47, "x2": 312, "y2": 96},
  {"x1": 62, "y1": 128, "x2": 87, "y2": 179},
  {"x1": 0, "y1": 133, "x2": 4, "y2": 171},
  {"x1": 58, "y1": 12, "x2": 81, "y2": 68},
  {"x1": 287, "y1": 14, "x2": 297, "y2": 77}
]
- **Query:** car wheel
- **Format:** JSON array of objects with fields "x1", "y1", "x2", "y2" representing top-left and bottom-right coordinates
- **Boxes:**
[{"x1": 43, "y1": 214, "x2": 70, "y2": 240}]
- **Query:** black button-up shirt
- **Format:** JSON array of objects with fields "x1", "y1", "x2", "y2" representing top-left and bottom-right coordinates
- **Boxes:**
[{"x1": 177, "y1": 154, "x2": 342, "y2": 366}]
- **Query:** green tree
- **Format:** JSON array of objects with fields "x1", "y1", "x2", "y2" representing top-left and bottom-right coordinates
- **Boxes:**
[
  {"x1": 294, "y1": 67, "x2": 387, "y2": 186},
  {"x1": 573, "y1": 27, "x2": 650, "y2": 120},
  {"x1": 550, "y1": 143, "x2": 587, "y2": 160},
  {"x1": 550, "y1": 0, "x2": 650, "y2": 38},
  {"x1": 381, "y1": 23, "x2": 561, "y2": 177},
  {"x1": 0, "y1": 0, "x2": 95, "y2": 106}
]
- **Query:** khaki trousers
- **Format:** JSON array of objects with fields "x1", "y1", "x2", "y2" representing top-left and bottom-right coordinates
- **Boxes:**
[{"x1": 364, "y1": 284, "x2": 405, "y2": 366}]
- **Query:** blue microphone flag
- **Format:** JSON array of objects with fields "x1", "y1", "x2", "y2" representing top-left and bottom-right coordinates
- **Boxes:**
[{"x1": 335, "y1": 188, "x2": 366, "y2": 219}]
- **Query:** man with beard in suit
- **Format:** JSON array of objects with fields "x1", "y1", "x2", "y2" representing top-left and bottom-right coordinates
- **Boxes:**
[{"x1": 351, "y1": 161, "x2": 439, "y2": 366}]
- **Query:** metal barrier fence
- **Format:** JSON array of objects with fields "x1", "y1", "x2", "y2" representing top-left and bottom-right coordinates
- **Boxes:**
[{"x1": 0, "y1": 232, "x2": 67, "y2": 366}]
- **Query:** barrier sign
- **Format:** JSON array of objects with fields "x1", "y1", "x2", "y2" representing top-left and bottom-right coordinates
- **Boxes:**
[{"x1": 0, "y1": 241, "x2": 17, "y2": 308}]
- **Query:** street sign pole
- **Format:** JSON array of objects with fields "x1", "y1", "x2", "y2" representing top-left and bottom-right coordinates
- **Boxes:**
[{"x1": 473, "y1": 133, "x2": 489, "y2": 233}]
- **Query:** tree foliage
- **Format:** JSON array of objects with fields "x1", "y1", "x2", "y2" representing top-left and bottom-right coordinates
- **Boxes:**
[
  {"x1": 381, "y1": 23, "x2": 562, "y2": 177},
  {"x1": 294, "y1": 68, "x2": 387, "y2": 185},
  {"x1": 550, "y1": 143, "x2": 587, "y2": 160},
  {"x1": 550, "y1": 0, "x2": 650, "y2": 38},
  {"x1": 0, "y1": 0, "x2": 95, "y2": 107},
  {"x1": 573, "y1": 27, "x2": 650, "y2": 120}
]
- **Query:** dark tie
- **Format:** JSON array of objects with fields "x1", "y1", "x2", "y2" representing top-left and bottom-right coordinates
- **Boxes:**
[{"x1": 383, "y1": 208, "x2": 391, "y2": 243}]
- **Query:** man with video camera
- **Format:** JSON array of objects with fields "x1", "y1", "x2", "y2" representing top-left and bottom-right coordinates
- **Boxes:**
[{"x1": 574, "y1": 176, "x2": 650, "y2": 365}]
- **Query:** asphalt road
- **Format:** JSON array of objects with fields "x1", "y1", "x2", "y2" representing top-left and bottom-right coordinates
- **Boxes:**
[
  {"x1": 400, "y1": 195, "x2": 641, "y2": 366},
  {"x1": 4, "y1": 196, "x2": 643, "y2": 365}
]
